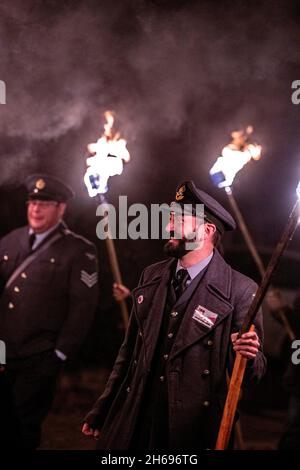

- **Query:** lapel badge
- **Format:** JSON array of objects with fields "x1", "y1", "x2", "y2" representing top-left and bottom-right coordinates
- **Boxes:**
[
  {"x1": 137, "y1": 295, "x2": 144, "y2": 304},
  {"x1": 192, "y1": 304, "x2": 218, "y2": 329},
  {"x1": 175, "y1": 184, "x2": 185, "y2": 201}
]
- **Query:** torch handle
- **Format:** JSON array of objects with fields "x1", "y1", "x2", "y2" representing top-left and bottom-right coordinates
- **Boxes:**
[
  {"x1": 216, "y1": 198, "x2": 300, "y2": 450},
  {"x1": 105, "y1": 235, "x2": 129, "y2": 329},
  {"x1": 225, "y1": 187, "x2": 265, "y2": 278},
  {"x1": 98, "y1": 203, "x2": 129, "y2": 330},
  {"x1": 241, "y1": 199, "x2": 300, "y2": 334},
  {"x1": 225, "y1": 187, "x2": 296, "y2": 339},
  {"x1": 215, "y1": 326, "x2": 255, "y2": 450},
  {"x1": 98, "y1": 200, "x2": 129, "y2": 329}
]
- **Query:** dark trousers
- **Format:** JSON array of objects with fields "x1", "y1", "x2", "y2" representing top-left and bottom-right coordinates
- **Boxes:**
[
  {"x1": 0, "y1": 369, "x2": 22, "y2": 448},
  {"x1": 6, "y1": 350, "x2": 62, "y2": 449},
  {"x1": 278, "y1": 395, "x2": 300, "y2": 449}
]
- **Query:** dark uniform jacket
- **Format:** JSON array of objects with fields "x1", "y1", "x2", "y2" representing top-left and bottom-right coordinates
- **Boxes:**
[
  {"x1": 85, "y1": 250, "x2": 266, "y2": 450},
  {"x1": 0, "y1": 223, "x2": 99, "y2": 359}
]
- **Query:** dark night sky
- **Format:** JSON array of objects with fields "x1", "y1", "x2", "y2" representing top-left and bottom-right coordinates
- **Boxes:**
[{"x1": 1, "y1": 1, "x2": 300, "y2": 355}]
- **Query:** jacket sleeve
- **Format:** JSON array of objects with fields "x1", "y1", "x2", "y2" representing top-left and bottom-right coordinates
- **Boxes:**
[
  {"x1": 83, "y1": 268, "x2": 147, "y2": 429},
  {"x1": 228, "y1": 282, "x2": 267, "y2": 386},
  {"x1": 55, "y1": 242, "x2": 99, "y2": 358}
]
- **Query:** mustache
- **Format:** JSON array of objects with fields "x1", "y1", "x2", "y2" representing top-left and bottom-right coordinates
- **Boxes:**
[{"x1": 168, "y1": 232, "x2": 198, "y2": 242}]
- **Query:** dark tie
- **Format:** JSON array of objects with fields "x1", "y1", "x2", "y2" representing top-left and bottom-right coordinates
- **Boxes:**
[
  {"x1": 29, "y1": 233, "x2": 36, "y2": 251},
  {"x1": 173, "y1": 268, "x2": 191, "y2": 299}
]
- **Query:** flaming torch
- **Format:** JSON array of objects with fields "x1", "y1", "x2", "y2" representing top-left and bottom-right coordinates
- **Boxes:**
[
  {"x1": 84, "y1": 111, "x2": 130, "y2": 199},
  {"x1": 216, "y1": 181, "x2": 300, "y2": 450},
  {"x1": 84, "y1": 111, "x2": 130, "y2": 328},
  {"x1": 210, "y1": 126, "x2": 264, "y2": 276},
  {"x1": 210, "y1": 127, "x2": 296, "y2": 342}
]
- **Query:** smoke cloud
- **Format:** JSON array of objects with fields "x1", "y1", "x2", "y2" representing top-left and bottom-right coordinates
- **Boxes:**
[{"x1": 0, "y1": 0, "x2": 299, "y2": 208}]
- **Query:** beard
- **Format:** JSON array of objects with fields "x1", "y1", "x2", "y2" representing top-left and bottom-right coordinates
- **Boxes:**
[{"x1": 164, "y1": 237, "x2": 190, "y2": 259}]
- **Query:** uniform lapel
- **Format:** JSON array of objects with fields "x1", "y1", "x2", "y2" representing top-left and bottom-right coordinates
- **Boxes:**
[
  {"x1": 169, "y1": 250, "x2": 234, "y2": 360},
  {"x1": 132, "y1": 259, "x2": 175, "y2": 365},
  {"x1": 16, "y1": 227, "x2": 34, "y2": 264}
]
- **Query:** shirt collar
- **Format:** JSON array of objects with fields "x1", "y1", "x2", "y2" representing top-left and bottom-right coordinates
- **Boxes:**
[
  {"x1": 29, "y1": 221, "x2": 61, "y2": 249},
  {"x1": 176, "y1": 251, "x2": 214, "y2": 280}
]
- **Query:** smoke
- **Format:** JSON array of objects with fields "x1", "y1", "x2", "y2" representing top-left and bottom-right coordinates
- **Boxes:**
[{"x1": 0, "y1": 0, "x2": 299, "y2": 191}]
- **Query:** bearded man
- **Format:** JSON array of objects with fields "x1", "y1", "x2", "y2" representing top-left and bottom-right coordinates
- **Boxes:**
[{"x1": 82, "y1": 180, "x2": 266, "y2": 450}]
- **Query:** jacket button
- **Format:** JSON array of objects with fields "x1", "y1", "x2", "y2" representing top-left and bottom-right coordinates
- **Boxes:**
[
  {"x1": 202, "y1": 369, "x2": 210, "y2": 376},
  {"x1": 21, "y1": 272, "x2": 27, "y2": 279},
  {"x1": 8, "y1": 302, "x2": 14, "y2": 309},
  {"x1": 163, "y1": 354, "x2": 169, "y2": 360},
  {"x1": 202, "y1": 400, "x2": 210, "y2": 407},
  {"x1": 50, "y1": 258, "x2": 55, "y2": 263},
  {"x1": 167, "y1": 332, "x2": 174, "y2": 339},
  {"x1": 3, "y1": 255, "x2": 8, "y2": 261},
  {"x1": 171, "y1": 311, "x2": 178, "y2": 318},
  {"x1": 126, "y1": 386, "x2": 131, "y2": 393},
  {"x1": 159, "y1": 376, "x2": 165, "y2": 382},
  {"x1": 14, "y1": 286, "x2": 20, "y2": 293},
  {"x1": 207, "y1": 340, "x2": 213, "y2": 347}
]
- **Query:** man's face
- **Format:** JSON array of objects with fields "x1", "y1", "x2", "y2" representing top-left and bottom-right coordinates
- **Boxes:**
[
  {"x1": 27, "y1": 200, "x2": 66, "y2": 233},
  {"x1": 164, "y1": 212, "x2": 205, "y2": 258}
]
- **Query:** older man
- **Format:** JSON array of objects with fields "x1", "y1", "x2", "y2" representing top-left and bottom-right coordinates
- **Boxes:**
[
  {"x1": 83, "y1": 180, "x2": 266, "y2": 450},
  {"x1": 0, "y1": 174, "x2": 99, "y2": 449}
]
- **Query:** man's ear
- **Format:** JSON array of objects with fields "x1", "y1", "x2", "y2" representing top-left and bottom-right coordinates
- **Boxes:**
[{"x1": 204, "y1": 223, "x2": 216, "y2": 240}]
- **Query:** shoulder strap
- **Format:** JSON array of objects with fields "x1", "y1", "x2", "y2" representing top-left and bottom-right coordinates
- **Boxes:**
[{"x1": 4, "y1": 232, "x2": 63, "y2": 290}]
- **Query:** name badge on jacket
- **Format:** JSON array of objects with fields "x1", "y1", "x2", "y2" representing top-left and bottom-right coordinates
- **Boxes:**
[{"x1": 192, "y1": 305, "x2": 219, "y2": 329}]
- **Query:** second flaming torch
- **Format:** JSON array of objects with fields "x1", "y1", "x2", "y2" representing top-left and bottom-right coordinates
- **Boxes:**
[{"x1": 84, "y1": 111, "x2": 130, "y2": 328}]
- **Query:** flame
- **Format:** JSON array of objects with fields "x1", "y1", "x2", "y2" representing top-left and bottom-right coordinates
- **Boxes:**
[
  {"x1": 210, "y1": 126, "x2": 262, "y2": 188},
  {"x1": 84, "y1": 110, "x2": 130, "y2": 197}
]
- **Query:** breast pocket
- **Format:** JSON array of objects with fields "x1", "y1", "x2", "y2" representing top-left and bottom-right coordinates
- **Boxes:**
[{"x1": 27, "y1": 258, "x2": 62, "y2": 285}]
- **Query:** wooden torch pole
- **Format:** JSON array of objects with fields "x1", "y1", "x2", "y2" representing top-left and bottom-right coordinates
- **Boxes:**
[
  {"x1": 225, "y1": 186, "x2": 295, "y2": 342},
  {"x1": 215, "y1": 197, "x2": 300, "y2": 450},
  {"x1": 97, "y1": 196, "x2": 129, "y2": 329},
  {"x1": 225, "y1": 186, "x2": 265, "y2": 277}
]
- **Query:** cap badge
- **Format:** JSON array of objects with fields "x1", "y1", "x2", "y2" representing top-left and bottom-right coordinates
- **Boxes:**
[
  {"x1": 175, "y1": 184, "x2": 185, "y2": 201},
  {"x1": 35, "y1": 179, "x2": 46, "y2": 190}
]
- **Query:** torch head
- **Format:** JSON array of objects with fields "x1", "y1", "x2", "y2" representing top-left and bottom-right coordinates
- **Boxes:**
[{"x1": 209, "y1": 125, "x2": 262, "y2": 188}]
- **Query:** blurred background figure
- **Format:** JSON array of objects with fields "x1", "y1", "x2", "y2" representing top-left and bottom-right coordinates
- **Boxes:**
[
  {"x1": 0, "y1": 174, "x2": 99, "y2": 449},
  {"x1": 0, "y1": 364, "x2": 22, "y2": 448}
]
